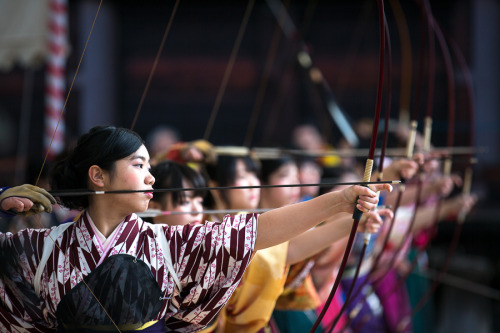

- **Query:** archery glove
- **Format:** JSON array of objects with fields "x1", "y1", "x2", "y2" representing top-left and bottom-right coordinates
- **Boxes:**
[{"x1": 0, "y1": 184, "x2": 56, "y2": 216}]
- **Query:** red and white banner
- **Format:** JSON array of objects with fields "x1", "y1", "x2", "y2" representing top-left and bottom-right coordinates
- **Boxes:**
[{"x1": 44, "y1": 0, "x2": 68, "y2": 160}]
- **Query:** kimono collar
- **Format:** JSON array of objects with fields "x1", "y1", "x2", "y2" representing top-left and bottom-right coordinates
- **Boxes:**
[{"x1": 78, "y1": 211, "x2": 142, "y2": 258}]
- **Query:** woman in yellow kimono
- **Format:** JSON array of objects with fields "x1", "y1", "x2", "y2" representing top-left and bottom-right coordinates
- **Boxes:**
[
  {"x1": 211, "y1": 154, "x2": 387, "y2": 333},
  {"x1": 202, "y1": 153, "x2": 288, "y2": 332}
]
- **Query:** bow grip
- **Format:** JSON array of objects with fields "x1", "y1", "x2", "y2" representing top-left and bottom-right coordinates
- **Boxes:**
[{"x1": 352, "y1": 159, "x2": 374, "y2": 221}]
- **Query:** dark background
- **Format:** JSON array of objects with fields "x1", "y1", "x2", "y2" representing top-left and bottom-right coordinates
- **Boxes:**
[{"x1": 0, "y1": 1, "x2": 499, "y2": 331}]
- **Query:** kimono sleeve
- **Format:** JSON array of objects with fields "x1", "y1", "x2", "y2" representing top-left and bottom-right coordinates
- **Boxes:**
[
  {"x1": 222, "y1": 242, "x2": 289, "y2": 333},
  {"x1": 164, "y1": 213, "x2": 258, "y2": 332},
  {"x1": 0, "y1": 228, "x2": 54, "y2": 331}
]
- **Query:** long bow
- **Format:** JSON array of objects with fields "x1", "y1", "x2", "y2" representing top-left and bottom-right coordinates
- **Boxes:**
[
  {"x1": 333, "y1": 0, "x2": 425, "y2": 330},
  {"x1": 405, "y1": 12, "x2": 477, "y2": 321},
  {"x1": 325, "y1": 7, "x2": 394, "y2": 332},
  {"x1": 309, "y1": 0, "x2": 387, "y2": 331}
]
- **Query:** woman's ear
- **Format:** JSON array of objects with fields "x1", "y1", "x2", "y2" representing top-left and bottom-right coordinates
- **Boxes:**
[{"x1": 88, "y1": 165, "x2": 105, "y2": 188}]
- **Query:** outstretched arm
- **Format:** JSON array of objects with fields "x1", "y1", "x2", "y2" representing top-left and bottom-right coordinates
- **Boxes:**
[
  {"x1": 255, "y1": 184, "x2": 392, "y2": 251},
  {"x1": 286, "y1": 207, "x2": 393, "y2": 265},
  {"x1": 387, "y1": 193, "x2": 477, "y2": 246}
]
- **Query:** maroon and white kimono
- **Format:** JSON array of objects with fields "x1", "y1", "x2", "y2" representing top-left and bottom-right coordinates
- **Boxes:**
[{"x1": 0, "y1": 211, "x2": 257, "y2": 332}]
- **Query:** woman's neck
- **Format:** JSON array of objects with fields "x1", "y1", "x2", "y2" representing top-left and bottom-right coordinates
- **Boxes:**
[{"x1": 87, "y1": 202, "x2": 127, "y2": 237}]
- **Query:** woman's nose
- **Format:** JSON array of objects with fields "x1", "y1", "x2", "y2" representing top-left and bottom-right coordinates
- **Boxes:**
[
  {"x1": 146, "y1": 172, "x2": 155, "y2": 186},
  {"x1": 192, "y1": 201, "x2": 203, "y2": 214}
]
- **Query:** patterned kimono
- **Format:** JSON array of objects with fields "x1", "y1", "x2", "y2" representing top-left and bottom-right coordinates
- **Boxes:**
[{"x1": 0, "y1": 211, "x2": 257, "y2": 332}]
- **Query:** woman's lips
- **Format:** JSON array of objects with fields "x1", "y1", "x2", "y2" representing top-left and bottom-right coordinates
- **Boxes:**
[{"x1": 145, "y1": 192, "x2": 153, "y2": 199}]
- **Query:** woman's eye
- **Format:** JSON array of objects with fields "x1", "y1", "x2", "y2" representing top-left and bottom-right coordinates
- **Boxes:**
[{"x1": 135, "y1": 164, "x2": 143, "y2": 169}]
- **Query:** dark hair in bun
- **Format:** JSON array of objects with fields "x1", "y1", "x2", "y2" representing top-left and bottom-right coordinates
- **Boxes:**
[{"x1": 50, "y1": 126, "x2": 144, "y2": 210}]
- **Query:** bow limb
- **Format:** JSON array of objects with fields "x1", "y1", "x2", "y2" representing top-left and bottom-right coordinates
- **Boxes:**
[
  {"x1": 389, "y1": 0, "x2": 412, "y2": 125},
  {"x1": 369, "y1": 9, "x2": 459, "y2": 329},
  {"x1": 243, "y1": 0, "x2": 289, "y2": 147},
  {"x1": 367, "y1": 0, "x2": 414, "y2": 282},
  {"x1": 338, "y1": 1, "x2": 436, "y2": 330},
  {"x1": 333, "y1": 1, "x2": 419, "y2": 330},
  {"x1": 355, "y1": 4, "x2": 465, "y2": 331},
  {"x1": 203, "y1": 0, "x2": 255, "y2": 142},
  {"x1": 309, "y1": 1, "x2": 386, "y2": 331},
  {"x1": 404, "y1": 18, "x2": 477, "y2": 322},
  {"x1": 325, "y1": 10, "x2": 393, "y2": 332},
  {"x1": 379, "y1": 0, "x2": 434, "y2": 280},
  {"x1": 422, "y1": 0, "x2": 435, "y2": 154},
  {"x1": 447, "y1": 28, "x2": 476, "y2": 224},
  {"x1": 130, "y1": 0, "x2": 180, "y2": 131},
  {"x1": 371, "y1": 0, "x2": 436, "y2": 289}
]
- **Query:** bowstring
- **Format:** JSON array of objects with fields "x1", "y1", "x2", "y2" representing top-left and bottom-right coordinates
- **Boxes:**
[
  {"x1": 31, "y1": 1, "x2": 122, "y2": 331},
  {"x1": 130, "y1": 0, "x2": 180, "y2": 131},
  {"x1": 203, "y1": 0, "x2": 256, "y2": 141},
  {"x1": 243, "y1": 0, "x2": 290, "y2": 147}
]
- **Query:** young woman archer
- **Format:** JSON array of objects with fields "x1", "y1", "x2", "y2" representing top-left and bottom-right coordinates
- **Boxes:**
[{"x1": 0, "y1": 126, "x2": 390, "y2": 332}]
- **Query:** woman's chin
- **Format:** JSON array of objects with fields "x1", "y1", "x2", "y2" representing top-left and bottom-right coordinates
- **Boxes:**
[{"x1": 130, "y1": 204, "x2": 149, "y2": 215}]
